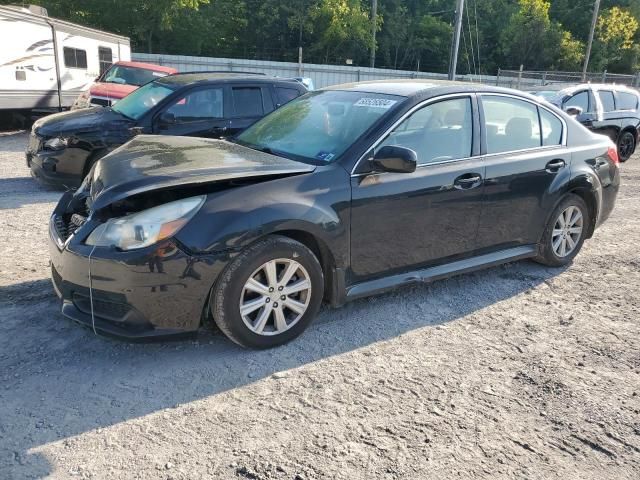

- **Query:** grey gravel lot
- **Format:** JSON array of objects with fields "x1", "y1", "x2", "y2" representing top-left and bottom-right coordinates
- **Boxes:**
[{"x1": 0, "y1": 130, "x2": 639, "y2": 480}]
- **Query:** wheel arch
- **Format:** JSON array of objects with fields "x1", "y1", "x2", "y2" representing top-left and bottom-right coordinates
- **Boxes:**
[{"x1": 268, "y1": 228, "x2": 344, "y2": 306}]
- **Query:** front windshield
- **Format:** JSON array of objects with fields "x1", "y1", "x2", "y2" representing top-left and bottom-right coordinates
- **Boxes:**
[
  {"x1": 236, "y1": 90, "x2": 405, "y2": 163},
  {"x1": 111, "y1": 81, "x2": 175, "y2": 120},
  {"x1": 103, "y1": 65, "x2": 168, "y2": 86}
]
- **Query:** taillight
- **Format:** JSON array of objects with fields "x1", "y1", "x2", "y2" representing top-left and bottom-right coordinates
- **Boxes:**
[{"x1": 607, "y1": 146, "x2": 619, "y2": 165}]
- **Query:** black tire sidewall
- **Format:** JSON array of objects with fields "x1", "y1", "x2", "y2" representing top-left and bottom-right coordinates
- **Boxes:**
[
  {"x1": 538, "y1": 194, "x2": 589, "y2": 267},
  {"x1": 212, "y1": 237, "x2": 324, "y2": 349},
  {"x1": 618, "y1": 131, "x2": 635, "y2": 162}
]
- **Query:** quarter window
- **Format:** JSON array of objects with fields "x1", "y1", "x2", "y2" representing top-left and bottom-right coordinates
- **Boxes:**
[
  {"x1": 481, "y1": 96, "x2": 541, "y2": 154},
  {"x1": 378, "y1": 97, "x2": 473, "y2": 166},
  {"x1": 617, "y1": 91, "x2": 638, "y2": 111},
  {"x1": 563, "y1": 91, "x2": 589, "y2": 113},
  {"x1": 98, "y1": 47, "x2": 113, "y2": 76},
  {"x1": 63, "y1": 47, "x2": 87, "y2": 69},
  {"x1": 598, "y1": 90, "x2": 616, "y2": 112},
  {"x1": 232, "y1": 87, "x2": 264, "y2": 117},
  {"x1": 540, "y1": 108, "x2": 563, "y2": 146},
  {"x1": 165, "y1": 87, "x2": 224, "y2": 121}
]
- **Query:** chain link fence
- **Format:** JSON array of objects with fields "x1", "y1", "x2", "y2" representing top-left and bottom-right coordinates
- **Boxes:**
[{"x1": 496, "y1": 69, "x2": 640, "y2": 89}]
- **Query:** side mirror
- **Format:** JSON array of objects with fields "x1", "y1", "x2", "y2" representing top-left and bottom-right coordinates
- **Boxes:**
[
  {"x1": 371, "y1": 145, "x2": 417, "y2": 173},
  {"x1": 564, "y1": 106, "x2": 583, "y2": 117},
  {"x1": 158, "y1": 111, "x2": 176, "y2": 127}
]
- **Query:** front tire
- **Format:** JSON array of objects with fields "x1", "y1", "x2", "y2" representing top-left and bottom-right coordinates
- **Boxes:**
[
  {"x1": 534, "y1": 194, "x2": 589, "y2": 267},
  {"x1": 211, "y1": 236, "x2": 324, "y2": 349},
  {"x1": 618, "y1": 130, "x2": 635, "y2": 162}
]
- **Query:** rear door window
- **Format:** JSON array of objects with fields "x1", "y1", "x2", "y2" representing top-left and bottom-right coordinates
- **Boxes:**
[
  {"x1": 598, "y1": 90, "x2": 616, "y2": 112},
  {"x1": 540, "y1": 108, "x2": 563, "y2": 146},
  {"x1": 481, "y1": 96, "x2": 542, "y2": 154},
  {"x1": 616, "y1": 91, "x2": 639, "y2": 111},
  {"x1": 232, "y1": 87, "x2": 264, "y2": 117}
]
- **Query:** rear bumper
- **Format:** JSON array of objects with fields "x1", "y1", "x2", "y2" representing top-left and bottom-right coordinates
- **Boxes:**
[
  {"x1": 49, "y1": 193, "x2": 230, "y2": 340},
  {"x1": 595, "y1": 166, "x2": 620, "y2": 228}
]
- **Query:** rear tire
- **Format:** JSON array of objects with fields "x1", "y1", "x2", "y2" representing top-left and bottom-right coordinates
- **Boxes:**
[
  {"x1": 211, "y1": 236, "x2": 324, "y2": 349},
  {"x1": 617, "y1": 130, "x2": 635, "y2": 162},
  {"x1": 534, "y1": 194, "x2": 589, "y2": 267}
]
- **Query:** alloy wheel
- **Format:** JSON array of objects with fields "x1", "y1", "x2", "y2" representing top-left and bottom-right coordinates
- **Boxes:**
[
  {"x1": 619, "y1": 133, "x2": 635, "y2": 160},
  {"x1": 239, "y1": 258, "x2": 312, "y2": 336},
  {"x1": 552, "y1": 206, "x2": 583, "y2": 258}
]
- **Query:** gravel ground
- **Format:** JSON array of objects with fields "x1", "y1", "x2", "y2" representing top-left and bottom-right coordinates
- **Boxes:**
[{"x1": 1, "y1": 130, "x2": 639, "y2": 480}]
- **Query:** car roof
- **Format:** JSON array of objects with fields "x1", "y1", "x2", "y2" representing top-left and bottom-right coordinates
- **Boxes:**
[
  {"x1": 156, "y1": 72, "x2": 303, "y2": 87},
  {"x1": 555, "y1": 83, "x2": 640, "y2": 95},
  {"x1": 322, "y1": 79, "x2": 548, "y2": 99},
  {"x1": 114, "y1": 61, "x2": 177, "y2": 74}
]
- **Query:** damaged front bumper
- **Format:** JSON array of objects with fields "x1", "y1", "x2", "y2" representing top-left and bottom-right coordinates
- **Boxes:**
[{"x1": 49, "y1": 192, "x2": 230, "y2": 340}]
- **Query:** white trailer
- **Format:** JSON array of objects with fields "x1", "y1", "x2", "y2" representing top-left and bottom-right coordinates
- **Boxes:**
[{"x1": 0, "y1": 5, "x2": 130, "y2": 113}]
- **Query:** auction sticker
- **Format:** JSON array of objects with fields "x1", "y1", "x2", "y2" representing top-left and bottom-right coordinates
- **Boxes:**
[{"x1": 354, "y1": 98, "x2": 397, "y2": 109}]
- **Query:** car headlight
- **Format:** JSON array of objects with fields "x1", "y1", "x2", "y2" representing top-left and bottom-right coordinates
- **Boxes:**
[
  {"x1": 44, "y1": 137, "x2": 68, "y2": 150},
  {"x1": 85, "y1": 195, "x2": 205, "y2": 250}
]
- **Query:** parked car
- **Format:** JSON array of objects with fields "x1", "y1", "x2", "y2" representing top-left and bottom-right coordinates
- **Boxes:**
[
  {"x1": 27, "y1": 72, "x2": 308, "y2": 188},
  {"x1": 49, "y1": 81, "x2": 619, "y2": 348},
  {"x1": 72, "y1": 61, "x2": 178, "y2": 109},
  {"x1": 525, "y1": 84, "x2": 567, "y2": 102},
  {"x1": 548, "y1": 84, "x2": 640, "y2": 161}
]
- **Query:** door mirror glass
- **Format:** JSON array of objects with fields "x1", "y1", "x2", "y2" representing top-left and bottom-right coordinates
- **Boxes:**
[
  {"x1": 158, "y1": 111, "x2": 176, "y2": 125},
  {"x1": 564, "y1": 106, "x2": 583, "y2": 117},
  {"x1": 371, "y1": 146, "x2": 417, "y2": 173}
]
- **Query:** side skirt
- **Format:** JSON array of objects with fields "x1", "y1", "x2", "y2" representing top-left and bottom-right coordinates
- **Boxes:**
[{"x1": 345, "y1": 245, "x2": 537, "y2": 301}]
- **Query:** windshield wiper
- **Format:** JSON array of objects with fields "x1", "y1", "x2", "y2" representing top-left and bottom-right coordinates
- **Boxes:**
[{"x1": 256, "y1": 146, "x2": 294, "y2": 160}]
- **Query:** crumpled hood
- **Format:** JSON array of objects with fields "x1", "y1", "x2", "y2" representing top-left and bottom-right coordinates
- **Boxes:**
[
  {"x1": 33, "y1": 107, "x2": 134, "y2": 137},
  {"x1": 90, "y1": 82, "x2": 137, "y2": 100},
  {"x1": 87, "y1": 135, "x2": 316, "y2": 211}
]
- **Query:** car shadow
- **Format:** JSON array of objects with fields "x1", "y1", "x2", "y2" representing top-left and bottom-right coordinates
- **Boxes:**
[
  {"x1": 0, "y1": 177, "x2": 62, "y2": 209},
  {"x1": 0, "y1": 260, "x2": 566, "y2": 478}
]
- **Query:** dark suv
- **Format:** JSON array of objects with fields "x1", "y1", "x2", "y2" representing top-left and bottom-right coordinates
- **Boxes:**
[
  {"x1": 26, "y1": 73, "x2": 308, "y2": 188},
  {"x1": 549, "y1": 84, "x2": 640, "y2": 161}
]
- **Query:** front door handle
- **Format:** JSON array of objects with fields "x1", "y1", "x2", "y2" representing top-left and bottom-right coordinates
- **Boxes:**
[
  {"x1": 545, "y1": 159, "x2": 566, "y2": 173},
  {"x1": 454, "y1": 173, "x2": 482, "y2": 190}
]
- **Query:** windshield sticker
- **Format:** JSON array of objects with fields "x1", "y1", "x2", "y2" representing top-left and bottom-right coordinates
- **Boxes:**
[
  {"x1": 316, "y1": 151, "x2": 335, "y2": 161},
  {"x1": 152, "y1": 71, "x2": 166, "y2": 77},
  {"x1": 354, "y1": 98, "x2": 397, "y2": 109}
]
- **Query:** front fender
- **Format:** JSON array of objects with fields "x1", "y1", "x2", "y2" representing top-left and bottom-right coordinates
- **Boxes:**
[{"x1": 175, "y1": 166, "x2": 351, "y2": 268}]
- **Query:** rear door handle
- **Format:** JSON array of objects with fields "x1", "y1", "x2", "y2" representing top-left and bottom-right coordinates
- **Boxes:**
[
  {"x1": 545, "y1": 159, "x2": 566, "y2": 173},
  {"x1": 454, "y1": 174, "x2": 482, "y2": 190}
]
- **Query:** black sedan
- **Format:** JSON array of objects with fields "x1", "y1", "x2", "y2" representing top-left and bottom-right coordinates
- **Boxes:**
[
  {"x1": 26, "y1": 72, "x2": 307, "y2": 188},
  {"x1": 49, "y1": 81, "x2": 620, "y2": 348}
]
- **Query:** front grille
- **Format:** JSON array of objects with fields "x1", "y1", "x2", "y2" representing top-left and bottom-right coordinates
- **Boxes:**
[
  {"x1": 53, "y1": 213, "x2": 86, "y2": 242},
  {"x1": 73, "y1": 293, "x2": 131, "y2": 322},
  {"x1": 90, "y1": 97, "x2": 111, "y2": 107}
]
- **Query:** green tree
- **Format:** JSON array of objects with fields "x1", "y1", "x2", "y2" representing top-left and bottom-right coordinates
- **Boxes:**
[{"x1": 308, "y1": 0, "x2": 371, "y2": 63}]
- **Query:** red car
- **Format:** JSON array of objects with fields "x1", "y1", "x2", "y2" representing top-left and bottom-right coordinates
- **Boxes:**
[{"x1": 72, "y1": 61, "x2": 177, "y2": 109}]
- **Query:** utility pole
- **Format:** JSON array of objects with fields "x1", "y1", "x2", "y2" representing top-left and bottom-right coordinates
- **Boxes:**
[
  {"x1": 448, "y1": 0, "x2": 465, "y2": 81},
  {"x1": 370, "y1": 0, "x2": 377, "y2": 68},
  {"x1": 582, "y1": 0, "x2": 601, "y2": 81}
]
